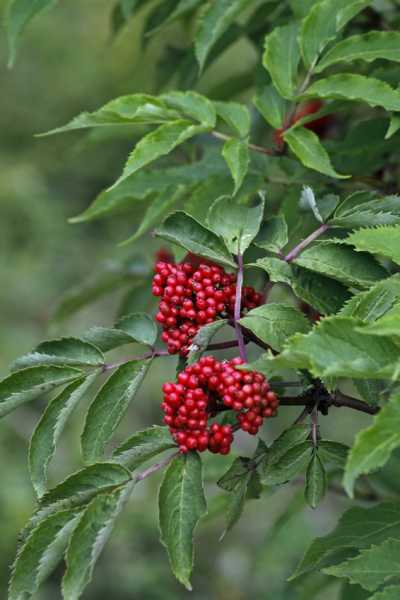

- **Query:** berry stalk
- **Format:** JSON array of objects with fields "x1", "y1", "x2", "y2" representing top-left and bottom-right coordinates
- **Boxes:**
[{"x1": 234, "y1": 243, "x2": 248, "y2": 363}]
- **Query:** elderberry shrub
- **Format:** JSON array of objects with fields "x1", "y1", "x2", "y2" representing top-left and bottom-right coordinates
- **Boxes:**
[
  {"x1": 162, "y1": 356, "x2": 278, "y2": 454},
  {"x1": 153, "y1": 260, "x2": 261, "y2": 356}
]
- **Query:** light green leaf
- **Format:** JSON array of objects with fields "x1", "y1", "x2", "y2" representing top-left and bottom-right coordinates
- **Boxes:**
[
  {"x1": 265, "y1": 424, "x2": 311, "y2": 467},
  {"x1": 11, "y1": 337, "x2": 104, "y2": 371},
  {"x1": 84, "y1": 312, "x2": 157, "y2": 353},
  {"x1": 212, "y1": 100, "x2": 250, "y2": 137},
  {"x1": 195, "y1": 0, "x2": 253, "y2": 70},
  {"x1": 261, "y1": 441, "x2": 313, "y2": 485},
  {"x1": 357, "y1": 314, "x2": 400, "y2": 337},
  {"x1": 222, "y1": 137, "x2": 250, "y2": 195},
  {"x1": 263, "y1": 22, "x2": 301, "y2": 100},
  {"x1": 244, "y1": 317, "x2": 400, "y2": 381},
  {"x1": 252, "y1": 215, "x2": 288, "y2": 254},
  {"x1": 238, "y1": 304, "x2": 312, "y2": 353},
  {"x1": 207, "y1": 195, "x2": 264, "y2": 255},
  {"x1": 284, "y1": 127, "x2": 348, "y2": 178},
  {"x1": 345, "y1": 226, "x2": 400, "y2": 266},
  {"x1": 62, "y1": 480, "x2": 135, "y2": 600},
  {"x1": 386, "y1": 113, "x2": 400, "y2": 139},
  {"x1": 323, "y1": 538, "x2": 400, "y2": 591},
  {"x1": 29, "y1": 370, "x2": 102, "y2": 498},
  {"x1": 290, "y1": 502, "x2": 400, "y2": 579},
  {"x1": 114, "y1": 120, "x2": 210, "y2": 187},
  {"x1": 253, "y1": 257, "x2": 352, "y2": 315},
  {"x1": 318, "y1": 440, "x2": 350, "y2": 469},
  {"x1": 299, "y1": 0, "x2": 374, "y2": 70},
  {"x1": 339, "y1": 276, "x2": 400, "y2": 322},
  {"x1": 155, "y1": 211, "x2": 237, "y2": 268},
  {"x1": 352, "y1": 378, "x2": 381, "y2": 407},
  {"x1": 370, "y1": 586, "x2": 400, "y2": 600},
  {"x1": 120, "y1": 184, "x2": 192, "y2": 244},
  {"x1": 0, "y1": 365, "x2": 83, "y2": 419},
  {"x1": 254, "y1": 85, "x2": 286, "y2": 129},
  {"x1": 5, "y1": 0, "x2": 59, "y2": 67},
  {"x1": 160, "y1": 90, "x2": 216, "y2": 128},
  {"x1": 81, "y1": 359, "x2": 153, "y2": 465},
  {"x1": 109, "y1": 426, "x2": 176, "y2": 471},
  {"x1": 298, "y1": 186, "x2": 323, "y2": 223},
  {"x1": 297, "y1": 74, "x2": 400, "y2": 113},
  {"x1": 187, "y1": 320, "x2": 227, "y2": 366},
  {"x1": 305, "y1": 452, "x2": 327, "y2": 508},
  {"x1": 9, "y1": 508, "x2": 82, "y2": 600},
  {"x1": 294, "y1": 242, "x2": 390, "y2": 288},
  {"x1": 344, "y1": 393, "x2": 400, "y2": 497},
  {"x1": 316, "y1": 32, "x2": 400, "y2": 73},
  {"x1": 159, "y1": 452, "x2": 207, "y2": 590}
]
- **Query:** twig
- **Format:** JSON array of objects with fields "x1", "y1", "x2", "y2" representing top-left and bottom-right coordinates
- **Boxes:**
[
  {"x1": 209, "y1": 130, "x2": 280, "y2": 156},
  {"x1": 136, "y1": 452, "x2": 179, "y2": 482},
  {"x1": 284, "y1": 223, "x2": 331, "y2": 262},
  {"x1": 277, "y1": 393, "x2": 380, "y2": 416},
  {"x1": 261, "y1": 280, "x2": 275, "y2": 305},
  {"x1": 310, "y1": 404, "x2": 319, "y2": 446},
  {"x1": 234, "y1": 240, "x2": 248, "y2": 363},
  {"x1": 291, "y1": 406, "x2": 311, "y2": 426}
]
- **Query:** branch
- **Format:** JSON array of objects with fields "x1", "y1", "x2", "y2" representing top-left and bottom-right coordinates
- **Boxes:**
[
  {"x1": 278, "y1": 392, "x2": 381, "y2": 416},
  {"x1": 284, "y1": 223, "x2": 331, "y2": 262},
  {"x1": 136, "y1": 451, "x2": 179, "y2": 482}
]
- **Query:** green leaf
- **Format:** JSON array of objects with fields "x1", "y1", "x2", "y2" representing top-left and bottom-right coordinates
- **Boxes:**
[
  {"x1": 252, "y1": 215, "x2": 288, "y2": 254},
  {"x1": 81, "y1": 359, "x2": 153, "y2": 465},
  {"x1": 298, "y1": 186, "x2": 323, "y2": 223},
  {"x1": 218, "y1": 457, "x2": 259, "y2": 492},
  {"x1": 184, "y1": 176, "x2": 235, "y2": 223},
  {"x1": 323, "y1": 538, "x2": 400, "y2": 591},
  {"x1": 299, "y1": 0, "x2": 375, "y2": 70},
  {"x1": 187, "y1": 320, "x2": 227, "y2": 366},
  {"x1": 222, "y1": 138, "x2": 250, "y2": 195},
  {"x1": 160, "y1": 91, "x2": 216, "y2": 128},
  {"x1": 29, "y1": 370, "x2": 102, "y2": 498},
  {"x1": 11, "y1": 337, "x2": 104, "y2": 371},
  {"x1": 155, "y1": 211, "x2": 237, "y2": 268},
  {"x1": 119, "y1": 0, "x2": 137, "y2": 21},
  {"x1": 356, "y1": 314, "x2": 400, "y2": 337},
  {"x1": 297, "y1": 74, "x2": 400, "y2": 113},
  {"x1": 370, "y1": 586, "x2": 400, "y2": 600},
  {"x1": 121, "y1": 184, "x2": 192, "y2": 244},
  {"x1": 318, "y1": 440, "x2": 350, "y2": 469},
  {"x1": 291, "y1": 100, "x2": 348, "y2": 131},
  {"x1": 5, "y1": 0, "x2": 59, "y2": 67},
  {"x1": 263, "y1": 22, "x2": 301, "y2": 100},
  {"x1": 109, "y1": 426, "x2": 176, "y2": 470},
  {"x1": 146, "y1": 0, "x2": 206, "y2": 34},
  {"x1": 83, "y1": 312, "x2": 157, "y2": 353},
  {"x1": 253, "y1": 257, "x2": 352, "y2": 315},
  {"x1": 254, "y1": 85, "x2": 286, "y2": 129},
  {"x1": 159, "y1": 452, "x2": 207, "y2": 590},
  {"x1": 261, "y1": 441, "x2": 313, "y2": 485},
  {"x1": 195, "y1": 0, "x2": 253, "y2": 70},
  {"x1": 386, "y1": 113, "x2": 400, "y2": 139},
  {"x1": 212, "y1": 100, "x2": 250, "y2": 137},
  {"x1": 339, "y1": 276, "x2": 400, "y2": 322},
  {"x1": 284, "y1": 127, "x2": 348, "y2": 178},
  {"x1": 352, "y1": 378, "x2": 381, "y2": 407},
  {"x1": 9, "y1": 508, "x2": 82, "y2": 600},
  {"x1": 223, "y1": 469, "x2": 261, "y2": 538},
  {"x1": 317, "y1": 194, "x2": 340, "y2": 222},
  {"x1": 265, "y1": 424, "x2": 312, "y2": 467},
  {"x1": 114, "y1": 120, "x2": 210, "y2": 187},
  {"x1": 245, "y1": 317, "x2": 400, "y2": 381},
  {"x1": 344, "y1": 226, "x2": 400, "y2": 266},
  {"x1": 62, "y1": 480, "x2": 135, "y2": 600},
  {"x1": 0, "y1": 365, "x2": 83, "y2": 419},
  {"x1": 344, "y1": 393, "x2": 400, "y2": 497},
  {"x1": 207, "y1": 195, "x2": 264, "y2": 255},
  {"x1": 304, "y1": 452, "x2": 327, "y2": 508},
  {"x1": 294, "y1": 242, "x2": 390, "y2": 288},
  {"x1": 291, "y1": 502, "x2": 400, "y2": 579},
  {"x1": 238, "y1": 304, "x2": 312, "y2": 353},
  {"x1": 316, "y1": 31, "x2": 400, "y2": 73},
  {"x1": 289, "y1": 0, "x2": 315, "y2": 20}
]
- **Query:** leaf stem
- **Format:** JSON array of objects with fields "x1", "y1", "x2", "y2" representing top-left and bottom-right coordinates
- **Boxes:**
[
  {"x1": 234, "y1": 243, "x2": 248, "y2": 363},
  {"x1": 136, "y1": 452, "x2": 180, "y2": 482},
  {"x1": 260, "y1": 280, "x2": 275, "y2": 305},
  {"x1": 209, "y1": 130, "x2": 280, "y2": 156},
  {"x1": 283, "y1": 223, "x2": 330, "y2": 262}
]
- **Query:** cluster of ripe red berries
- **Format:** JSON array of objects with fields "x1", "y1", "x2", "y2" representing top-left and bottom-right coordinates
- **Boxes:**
[
  {"x1": 162, "y1": 356, "x2": 279, "y2": 454},
  {"x1": 153, "y1": 261, "x2": 262, "y2": 357}
]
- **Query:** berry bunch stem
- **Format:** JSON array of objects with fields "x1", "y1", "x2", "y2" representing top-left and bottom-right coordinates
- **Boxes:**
[{"x1": 234, "y1": 242, "x2": 248, "y2": 363}]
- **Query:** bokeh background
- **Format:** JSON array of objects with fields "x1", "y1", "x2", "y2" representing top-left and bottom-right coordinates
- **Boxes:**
[{"x1": 0, "y1": 2, "x2": 389, "y2": 599}]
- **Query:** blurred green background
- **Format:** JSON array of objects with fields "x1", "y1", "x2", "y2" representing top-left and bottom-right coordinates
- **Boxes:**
[{"x1": 0, "y1": 2, "x2": 388, "y2": 599}]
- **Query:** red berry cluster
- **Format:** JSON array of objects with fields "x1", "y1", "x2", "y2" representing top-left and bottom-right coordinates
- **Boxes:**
[
  {"x1": 162, "y1": 356, "x2": 279, "y2": 455},
  {"x1": 153, "y1": 261, "x2": 261, "y2": 357}
]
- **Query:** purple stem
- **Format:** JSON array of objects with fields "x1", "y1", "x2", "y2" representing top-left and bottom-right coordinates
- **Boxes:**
[
  {"x1": 136, "y1": 452, "x2": 179, "y2": 482},
  {"x1": 284, "y1": 223, "x2": 330, "y2": 263},
  {"x1": 234, "y1": 243, "x2": 248, "y2": 363}
]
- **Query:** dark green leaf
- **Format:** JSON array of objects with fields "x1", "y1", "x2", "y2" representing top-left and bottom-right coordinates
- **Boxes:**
[
  {"x1": 109, "y1": 426, "x2": 176, "y2": 470},
  {"x1": 29, "y1": 370, "x2": 102, "y2": 497},
  {"x1": 212, "y1": 100, "x2": 250, "y2": 137},
  {"x1": 263, "y1": 22, "x2": 301, "y2": 100},
  {"x1": 223, "y1": 469, "x2": 261, "y2": 538},
  {"x1": 352, "y1": 378, "x2": 381, "y2": 407},
  {"x1": 187, "y1": 320, "x2": 227, "y2": 366},
  {"x1": 261, "y1": 441, "x2": 313, "y2": 485},
  {"x1": 0, "y1": 366, "x2": 83, "y2": 418},
  {"x1": 146, "y1": 0, "x2": 206, "y2": 34},
  {"x1": 254, "y1": 85, "x2": 286, "y2": 129},
  {"x1": 289, "y1": 0, "x2": 315, "y2": 20},
  {"x1": 81, "y1": 359, "x2": 153, "y2": 465},
  {"x1": 155, "y1": 211, "x2": 237, "y2": 268},
  {"x1": 339, "y1": 275, "x2": 400, "y2": 322},
  {"x1": 304, "y1": 452, "x2": 327, "y2": 508},
  {"x1": 218, "y1": 457, "x2": 259, "y2": 492},
  {"x1": 318, "y1": 440, "x2": 350, "y2": 469},
  {"x1": 11, "y1": 337, "x2": 104, "y2": 371},
  {"x1": 369, "y1": 586, "x2": 400, "y2": 600},
  {"x1": 159, "y1": 452, "x2": 207, "y2": 590},
  {"x1": 222, "y1": 138, "x2": 250, "y2": 195},
  {"x1": 253, "y1": 215, "x2": 288, "y2": 254},
  {"x1": 83, "y1": 312, "x2": 157, "y2": 352},
  {"x1": 344, "y1": 226, "x2": 400, "y2": 266},
  {"x1": 284, "y1": 128, "x2": 348, "y2": 178},
  {"x1": 265, "y1": 424, "x2": 311, "y2": 467},
  {"x1": 386, "y1": 113, "x2": 400, "y2": 139}
]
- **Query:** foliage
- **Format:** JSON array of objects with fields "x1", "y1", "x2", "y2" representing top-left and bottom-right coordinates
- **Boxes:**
[{"x1": 3, "y1": 0, "x2": 400, "y2": 598}]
